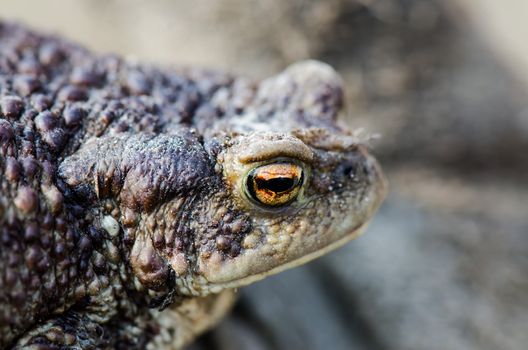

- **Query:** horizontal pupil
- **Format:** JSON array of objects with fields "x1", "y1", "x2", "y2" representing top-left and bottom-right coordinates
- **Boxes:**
[{"x1": 256, "y1": 177, "x2": 295, "y2": 193}]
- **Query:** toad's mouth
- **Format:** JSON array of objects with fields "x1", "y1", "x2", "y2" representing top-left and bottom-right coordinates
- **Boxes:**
[{"x1": 200, "y1": 221, "x2": 370, "y2": 293}]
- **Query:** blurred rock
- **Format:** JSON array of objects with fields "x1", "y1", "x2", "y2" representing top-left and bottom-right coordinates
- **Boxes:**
[{"x1": 185, "y1": 1, "x2": 528, "y2": 349}]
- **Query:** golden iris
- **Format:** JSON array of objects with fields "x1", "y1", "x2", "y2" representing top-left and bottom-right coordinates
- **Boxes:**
[{"x1": 246, "y1": 162, "x2": 304, "y2": 207}]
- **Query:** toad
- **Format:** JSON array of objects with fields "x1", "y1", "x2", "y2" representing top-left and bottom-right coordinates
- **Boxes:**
[{"x1": 0, "y1": 22, "x2": 387, "y2": 349}]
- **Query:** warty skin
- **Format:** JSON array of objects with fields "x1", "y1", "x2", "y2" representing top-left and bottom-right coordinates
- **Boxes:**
[{"x1": 0, "y1": 22, "x2": 387, "y2": 349}]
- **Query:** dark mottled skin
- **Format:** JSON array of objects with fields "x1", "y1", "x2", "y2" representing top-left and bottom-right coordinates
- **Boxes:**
[{"x1": 0, "y1": 22, "x2": 386, "y2": 349}]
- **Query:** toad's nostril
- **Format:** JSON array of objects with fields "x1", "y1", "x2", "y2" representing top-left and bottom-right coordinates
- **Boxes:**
[{"x1": 342, "y1": 166, "x2": 353, "y2": 177}]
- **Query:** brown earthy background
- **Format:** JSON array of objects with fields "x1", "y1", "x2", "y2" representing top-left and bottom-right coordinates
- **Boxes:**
[{"x1": 1, "y1": 1, "x2": 526, "y2": 349}]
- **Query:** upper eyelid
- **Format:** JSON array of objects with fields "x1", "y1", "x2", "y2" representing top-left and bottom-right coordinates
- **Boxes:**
[
  {"x1": 237, "y1": 140, "x2": 314, "y2": 164},
  {"x1": 244, "y1": 157, "x2": 308, "y2": 169}
]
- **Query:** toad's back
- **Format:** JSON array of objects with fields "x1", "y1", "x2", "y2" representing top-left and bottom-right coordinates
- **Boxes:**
[{"x1": 0, "y1": 22, "x2": 238, "y2": 347}]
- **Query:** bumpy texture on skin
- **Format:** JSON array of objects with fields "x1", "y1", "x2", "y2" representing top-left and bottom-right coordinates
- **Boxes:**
[{"x1": 0, "y1": 22, "x2": 387, "y2": 349}]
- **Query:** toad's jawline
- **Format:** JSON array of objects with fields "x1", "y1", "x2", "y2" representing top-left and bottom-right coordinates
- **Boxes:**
[{"x1": 206, "y1": 220, "x2": 370, "y2": 291}]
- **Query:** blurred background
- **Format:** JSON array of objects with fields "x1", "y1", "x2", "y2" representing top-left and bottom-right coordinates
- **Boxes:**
[{"x1": 1, "y1": 1, "x2": 527, "y2": 349}]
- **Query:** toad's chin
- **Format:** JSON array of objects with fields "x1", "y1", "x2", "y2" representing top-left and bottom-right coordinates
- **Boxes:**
[{"x1": 194, "y1": 220, "x2": 369, "y2": 294}]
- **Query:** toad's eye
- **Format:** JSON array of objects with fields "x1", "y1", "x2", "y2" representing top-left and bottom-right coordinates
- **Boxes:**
[{"x1": 246, "y1": 163, "x2": 304, "y2": 207}]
